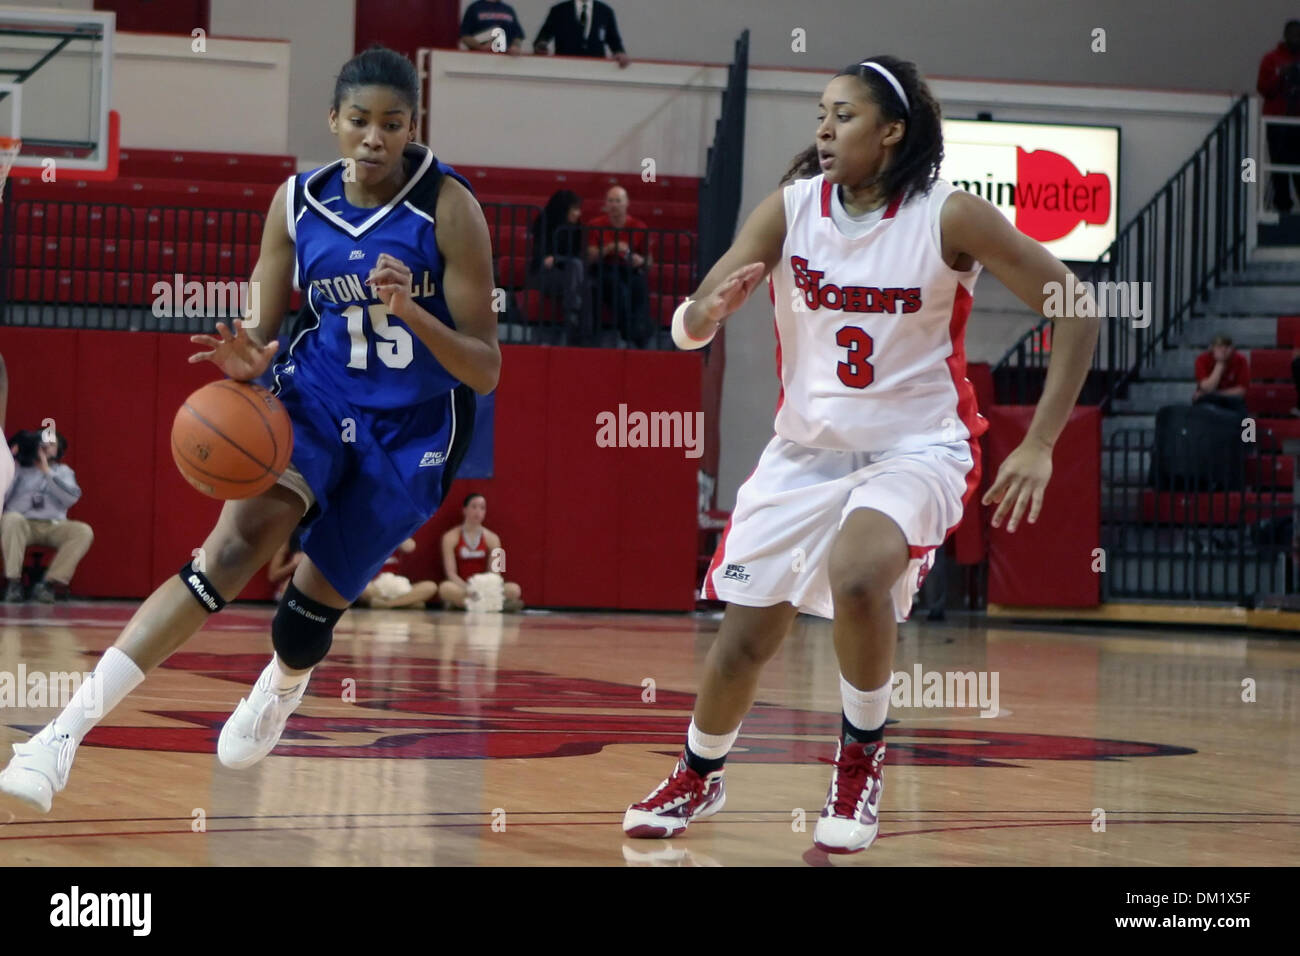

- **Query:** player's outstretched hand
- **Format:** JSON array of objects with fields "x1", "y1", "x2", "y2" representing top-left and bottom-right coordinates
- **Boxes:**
[
  {"x1": 369, "y1": 253, "x2": 414, "y2": 317},
  {"x1": 702, "y1": 262, "x2": 767, "y2": 325},
  {"x1": 188, "y1": 319, "x2": 279, "y2": 382},
  {"x1": 981, "y1": 440, "x2": 1053, "y2": 533}
]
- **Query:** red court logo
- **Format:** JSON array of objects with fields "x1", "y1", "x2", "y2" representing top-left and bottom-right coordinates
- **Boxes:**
[{"x1": 48, "y1": 652, "x2": 1197, "y2": 767}]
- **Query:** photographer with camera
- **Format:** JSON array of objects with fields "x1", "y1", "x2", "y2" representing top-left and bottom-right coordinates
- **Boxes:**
[
  {"x1": 1258, "y1": 20, "x2": 1300, "y2": 214},
  {"x1": 2, "y1": 428, "x2": 94, "y2": 603}
]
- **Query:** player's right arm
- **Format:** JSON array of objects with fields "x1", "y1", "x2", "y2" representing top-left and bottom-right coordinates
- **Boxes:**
[
  {"x1": 188, "y1": 181, "x2": 294, "y2": 380},
  {"x1": 680, "y1": 189, "x2": 787, "y2": 342}
]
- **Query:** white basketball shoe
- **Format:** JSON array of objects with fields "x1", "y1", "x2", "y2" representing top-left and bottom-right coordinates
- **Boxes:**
[
  {"x1": 217, "y1": 659, "x2": 308, "y2": 769},
  {"x1": 0, "y1": 722, "x2": 78, "y2": 814}
]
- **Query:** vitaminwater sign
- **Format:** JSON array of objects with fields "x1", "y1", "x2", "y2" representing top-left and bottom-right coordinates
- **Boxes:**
[{"x1": 941, "y1": 119, "x2": 1119, "y2": 261}]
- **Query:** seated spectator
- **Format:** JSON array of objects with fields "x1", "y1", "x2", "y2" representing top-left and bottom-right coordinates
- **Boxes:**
[
  {"x1": 529, "y1": 189, "x2": 592, "y2": 344},
  {"x1": 439, "y1": 493, "x2": 523, "y2": 612},
  {"x1": 1192, "y1": 335, "x2": 1249, "y2": 414},
  {"x1": 356, "y1": 538, "x2": 440, "y2": 609},
  {"x1": 2, "y1": 429, "x2": 93, "y2": 603},
  {"x1": 534, "y1": 0, "x2": 630, "y2": 67},
  {"x1": 460, "y1": 0, "x2": 525, "y2": 55},
  {"x1": 586, "y1": 186, "x2": 654, "y2": 348},
  {"x1": 266, "y1": 529, "x2": 304, "y2": 601}
]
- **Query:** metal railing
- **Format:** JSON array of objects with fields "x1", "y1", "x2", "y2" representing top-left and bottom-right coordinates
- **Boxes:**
[
  {"x1": 696, "y1": 29, "x2": 748, "y2": 287},
  {"x1": 994, "y1": 95, "x2": 1251, "y2": 408},
  {"x1": 483, "y1": 200, "x2": 697, "y2": 347},
  {"x1": 1103, "y1": 426, "x2": 1296, "y2": 604}
]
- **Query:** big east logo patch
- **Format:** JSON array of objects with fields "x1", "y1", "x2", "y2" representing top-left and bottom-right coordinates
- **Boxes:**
[{"x1": 59, "y1": 652, "x2": 1196, "y2": 767}]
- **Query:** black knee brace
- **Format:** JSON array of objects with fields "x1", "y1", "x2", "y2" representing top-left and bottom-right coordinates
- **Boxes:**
[
  {"x1": 179, "y1": 562, "x2": 227, "y2": 613},
  {"x1": 272, "y1": 583, "x2": 345, "y2": 670}
]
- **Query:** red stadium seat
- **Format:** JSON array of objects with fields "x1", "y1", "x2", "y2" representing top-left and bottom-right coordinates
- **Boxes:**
[
  {"x1": 1246, "y1": 454, "x2": 1295, "y2": 489},
  {"x1": 1141, "y1": 490, "x2": 1294, "y2": 525},
  {"x1": 1248, "y1": 348, "x2": 1295, "y2": 382},
  {"x1": 1278, "y1": 315, "x2": 1300, "y2": 347},
  {"x1": 1247, "y1": 383, "x2": 1298, "y2": 416}
]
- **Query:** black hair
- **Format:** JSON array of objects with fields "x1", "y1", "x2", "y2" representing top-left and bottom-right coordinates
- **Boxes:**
[
  {"x1": 332, "y1": 45, "x2": 420, "y2": 114},
  {"x1": 1287, "y1": 19, "x2": 1300, "y2": 31},
  {"x1": 14, "y1": 430, "x2": 40, "y2": 468},
  {"x1": 781, "y1": 55, "x2": 943, "y2": 206},
  {"x1": 533, "y1": 189, "x2": 582, "y2": 239},
  {"x1": 1212, "y1": 333, "x2": 1233, "y2": 347},
  {"x1": 463, "y1": 493, "x2": 485, "y2": 508}
]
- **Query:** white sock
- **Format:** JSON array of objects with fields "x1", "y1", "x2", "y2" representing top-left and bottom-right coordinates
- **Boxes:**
[
  {"x1": 840, "y1": 674, "x2": 891, "y2": 734},
  {"x1": 263, "y1": 654, "x2": 310, "y2": 695},
  {"x1": 54, "y1": 646, "x2": 146, "y2": 744},
  {"x1": 686, "y1": 719, "x2": 740, "y2": 761}
]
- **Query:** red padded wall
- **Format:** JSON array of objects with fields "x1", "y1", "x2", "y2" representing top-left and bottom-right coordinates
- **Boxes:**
[
  {"x1": 0, "y1": 330, "x2": 698, "y2": 609},
  {"x1": 985, "y1": 405, "x2": 1101, "y2": 607},
  {"x1": 75, "y1": 331, "x2": 158, "y2": 596}
]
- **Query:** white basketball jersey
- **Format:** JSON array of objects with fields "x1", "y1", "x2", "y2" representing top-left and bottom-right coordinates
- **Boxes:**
[{"x1": 770, "y1": 175, "x2": 989, "y2": 453}]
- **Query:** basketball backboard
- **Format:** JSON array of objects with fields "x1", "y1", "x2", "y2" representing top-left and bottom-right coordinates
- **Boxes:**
[{"x1": 0, "y1": 5, "x2": 116, "y2": 180}]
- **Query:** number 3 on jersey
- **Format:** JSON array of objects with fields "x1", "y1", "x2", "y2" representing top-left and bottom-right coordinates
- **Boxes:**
[
  {"x1": 343, "y1": 303, "x2": 414, "y2": 370},
  {"x1": 836, "y1": 325, "x2": 874, "y2": 388}
]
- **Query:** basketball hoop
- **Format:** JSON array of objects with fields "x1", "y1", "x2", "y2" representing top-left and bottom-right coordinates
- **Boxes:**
[{"x1": 0, "y1": 136, "x2": 22, "y2": 199}]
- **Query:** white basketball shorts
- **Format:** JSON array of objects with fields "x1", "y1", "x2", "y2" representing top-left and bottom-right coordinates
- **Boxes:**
[{"x1": 702, "y1": 436, "x2": 979, "y2": 622}]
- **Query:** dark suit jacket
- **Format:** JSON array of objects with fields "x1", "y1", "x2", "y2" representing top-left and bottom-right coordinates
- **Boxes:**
[{"x1": 535, "y1": 0, "x2": 625, "y2": 57}]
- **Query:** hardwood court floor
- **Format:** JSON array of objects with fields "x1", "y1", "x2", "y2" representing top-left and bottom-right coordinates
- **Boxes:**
[{"x1": 0, "y1": 602, "x2": 1296, "y2": 866}]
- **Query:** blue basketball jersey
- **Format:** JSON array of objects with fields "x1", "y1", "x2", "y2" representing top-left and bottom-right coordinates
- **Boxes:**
[{"x1": 273, "y1": 145, "x2": 473, "y2": 410}]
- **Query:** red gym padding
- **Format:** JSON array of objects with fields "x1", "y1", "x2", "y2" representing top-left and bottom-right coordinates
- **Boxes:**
[{"x1": 985, "y1": 405, "x2": 1101, "y2": 607}]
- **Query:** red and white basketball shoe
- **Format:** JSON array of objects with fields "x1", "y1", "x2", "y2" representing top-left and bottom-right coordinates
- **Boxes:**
[
  {"x1": 812, "y1": 739, "x2": 886, "y2": 853},
  {"x1": 623, "y1": 754, "x2": 726, "y2": 838}
]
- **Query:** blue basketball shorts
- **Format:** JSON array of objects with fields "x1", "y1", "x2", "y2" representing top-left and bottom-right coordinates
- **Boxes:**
[{"x1": 271, "y1": 374, "x2": 476, "y2": 602}]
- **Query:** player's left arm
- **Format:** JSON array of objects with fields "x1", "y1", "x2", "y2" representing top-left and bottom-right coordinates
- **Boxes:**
[
  {"x1": 941, "y1": 189, "x2": 1100, "y2": 533},
  {"x1": 370, "y1": 178, "x2": 502, "y2": 395}
]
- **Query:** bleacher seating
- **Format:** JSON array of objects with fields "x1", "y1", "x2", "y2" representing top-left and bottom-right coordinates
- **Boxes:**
[{"x1": 4, "y1": 150, "x2": 700, "y2": 332}]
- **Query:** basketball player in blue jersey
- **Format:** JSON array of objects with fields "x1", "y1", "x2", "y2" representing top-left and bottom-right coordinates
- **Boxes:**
[{"x1": 0, "y1": 46, "x2": 500, "y2": 813}]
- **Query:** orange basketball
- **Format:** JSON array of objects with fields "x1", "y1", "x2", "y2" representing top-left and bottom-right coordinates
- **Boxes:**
[{"x1": 171, "y1": 381, "x2": 293, "y2": 500}]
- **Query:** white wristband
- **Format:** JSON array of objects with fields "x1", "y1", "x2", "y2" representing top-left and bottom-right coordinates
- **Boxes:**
[{"x1": 671, "y1": 298, "x2": 716, "y2": 350}]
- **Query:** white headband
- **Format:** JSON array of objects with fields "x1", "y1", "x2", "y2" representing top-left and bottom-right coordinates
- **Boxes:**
[{"x1": 860, "y1": 61, "x2": 909, "y2": 115}]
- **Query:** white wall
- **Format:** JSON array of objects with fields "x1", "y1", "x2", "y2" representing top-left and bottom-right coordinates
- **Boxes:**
[
  {"x1": 490, "y1": 0, "x2": 1297, "y2": 95},
  {"x1": 112, "y1": 33, "x2": 290, "y2": 154},
  {"x1": 8, "y1": 0, "x2": 93, "y2": 8},
  {"x1": 210, "y1": 0, "x2": 356, "y2": 166},
  {"x1": 427, "y1": 51, "x2": 725, "y2": 174}
]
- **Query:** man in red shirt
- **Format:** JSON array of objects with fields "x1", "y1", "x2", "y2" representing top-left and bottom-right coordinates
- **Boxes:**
[
  {"x1": 1193, "y1": 334, "x2": 1249, "y2": 413},
  {"x1": 1258, "y1": 20, "x2": 1300, "y2": 213},
  {"x1": 586, "y1": 186, "x2": 654, "y2": 348}
]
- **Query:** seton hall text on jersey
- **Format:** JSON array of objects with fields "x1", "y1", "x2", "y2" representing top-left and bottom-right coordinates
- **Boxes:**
[
  {"x1": 790, "y1": 255, "x2": 921, "y2": 314},
  {"x1": 310, "y1": 270, "x2": 437, "y2": 305}
]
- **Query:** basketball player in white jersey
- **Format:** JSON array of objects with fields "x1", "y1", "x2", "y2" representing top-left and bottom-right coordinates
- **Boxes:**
[{"x1": 624, "y1": 56, "x2": 1100, "y2": 852}]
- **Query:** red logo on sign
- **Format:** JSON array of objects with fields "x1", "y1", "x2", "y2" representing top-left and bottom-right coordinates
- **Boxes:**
[{"x1": 1013, "y1": 147, "x2": 1111, "y2": 242}]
